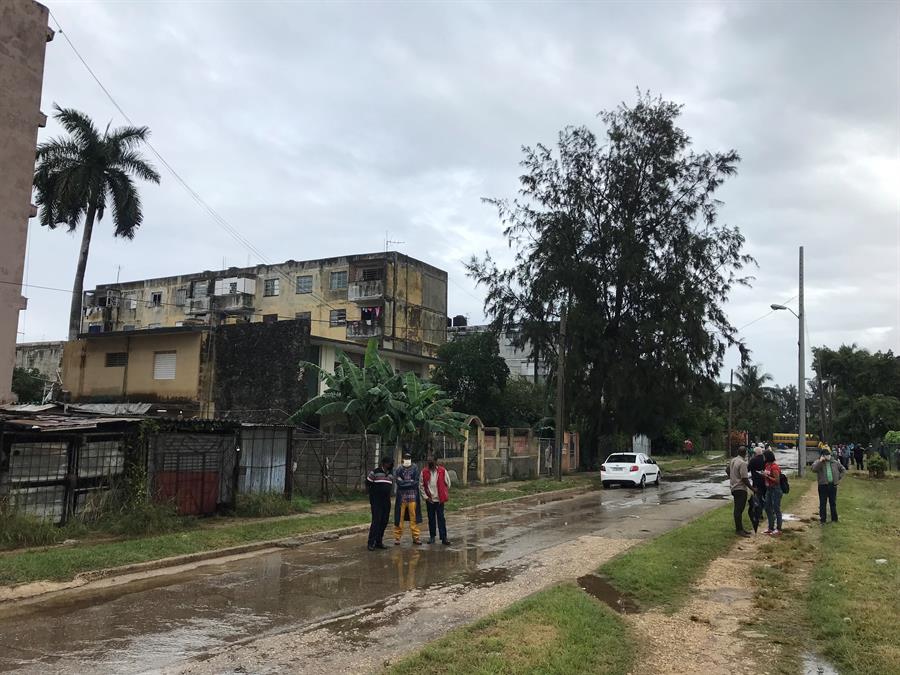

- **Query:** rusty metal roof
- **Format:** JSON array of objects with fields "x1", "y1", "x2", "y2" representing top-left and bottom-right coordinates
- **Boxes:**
[{"x1": 0, "y1": 413, "x2": 143, "y2": 432}]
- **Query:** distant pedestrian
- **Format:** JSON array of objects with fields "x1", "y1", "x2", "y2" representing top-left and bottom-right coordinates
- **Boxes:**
[
  {"x1": 761, "y1": 450, "x2": 783, "y2": 535},
  {"x1": 421, "y1": 456, "x2": 451, "y2": 545},
  {"x1": 366, "y1": 456, "x2": 394, "y2": 551},
  {"x1": 683, "y1": 438, "x2": 694, "y2": 459},
  {"x1": 748, "y1": 446, "x2": 767, "y2": 500},
  {"x1": 394, "y1": 452, "x2": 423, "y2": 545},
  {"x1": 811, "y1": 448, "x2": 846, "y2": 524},
  {"x1": 853, "y1": 444, "x2": 864, "y2": 471},
  {"x1": 728, "y1": 446, "x2": 754, "y2": 537}
]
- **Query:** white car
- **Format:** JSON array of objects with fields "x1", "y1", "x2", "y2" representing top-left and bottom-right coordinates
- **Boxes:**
[{"x1": 601, "y1": 452, "x2": 660, "y2": 488}]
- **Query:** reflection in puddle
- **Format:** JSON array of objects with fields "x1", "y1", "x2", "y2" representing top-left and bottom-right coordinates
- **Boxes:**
[
  {"x1": 576, "y1": 574, "x2": 640, "y2": 614},
  {"x1": 803, "y1": 652, "x2": 839, "y2": 675}
]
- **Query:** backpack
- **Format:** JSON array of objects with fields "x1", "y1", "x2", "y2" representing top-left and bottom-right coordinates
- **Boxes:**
[{"x1": 779, "y1": 472, "x2": 790, "y2": 494}]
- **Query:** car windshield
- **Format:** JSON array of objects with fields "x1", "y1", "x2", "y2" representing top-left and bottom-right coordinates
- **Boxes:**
[{"x1": 606, "y1": 454, "x2": 636, "y2": 463}]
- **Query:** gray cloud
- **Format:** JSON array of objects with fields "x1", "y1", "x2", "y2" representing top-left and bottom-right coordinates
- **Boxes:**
[{"x1": 20, "y1": 0, "x2": 899, "y2": 386}]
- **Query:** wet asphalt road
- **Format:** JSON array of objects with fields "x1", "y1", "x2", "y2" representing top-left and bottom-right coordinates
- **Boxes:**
[{"x1": 0, "y1": 453, "x2": 794, "y2": 674}]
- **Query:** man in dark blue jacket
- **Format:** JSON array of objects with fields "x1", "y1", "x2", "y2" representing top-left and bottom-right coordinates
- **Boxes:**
[
  {"x1": 393, "y1": 452, "x2": 423, "y2": 545},
  {"x1": 366, "y1": 456, "x2": 394, "y2": 551}
]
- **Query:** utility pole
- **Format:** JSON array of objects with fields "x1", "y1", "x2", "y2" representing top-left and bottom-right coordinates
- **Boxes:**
[
  {"x1": 554, "y1": 301, "x2": 568, "y2": 481},
  {"x1": 798, "y1": 246, "x2": 806, "y2": 477},
  {"x1": 727, "y1": 368, "x2": 734, "y2": 457}
]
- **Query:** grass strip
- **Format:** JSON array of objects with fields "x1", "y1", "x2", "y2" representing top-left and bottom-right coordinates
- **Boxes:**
[
  {"x1": 0, "y1": 477, "x2": 590, "y2": 587},
  {"x1": 654, "y1": 454, "x2": 724, "y2": 473},
  {"x1": 387, "y1": 583, "x2": 635, "y2": 675},
  {"x1": 806, "y1": 474, "x2": 900, "y2": 675}
]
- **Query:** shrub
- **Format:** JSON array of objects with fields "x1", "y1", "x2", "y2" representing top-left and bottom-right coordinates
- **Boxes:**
[
  {"x1": 0, "y1": 498, "x2": 64, "y2": 549},
  {"x1": 101, "y1": 499, "x2": 185, "y2": 536},
  {"x1": 867, "y1": 455, "x2": 888, "y2": 479},
  {"x1": 234, "y1": 492, "x2": 312, "y2": 518},
  {"x1": 884, "y1": 430, "x2": 900, "y2": 445}
]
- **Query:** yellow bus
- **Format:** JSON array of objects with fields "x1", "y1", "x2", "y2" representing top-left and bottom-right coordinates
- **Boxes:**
[{"x1": 772, "y1": 432, "x2": 819, "y2": 448}]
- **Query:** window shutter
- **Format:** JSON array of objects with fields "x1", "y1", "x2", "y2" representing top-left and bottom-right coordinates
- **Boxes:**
[{"x1": 153, "y1": 351, "x2": 177, "y2": 380}]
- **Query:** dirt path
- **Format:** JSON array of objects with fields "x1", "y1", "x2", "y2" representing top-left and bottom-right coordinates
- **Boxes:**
[{"x1": 626, "y1": 483, "x2": 820, "y2": 675}]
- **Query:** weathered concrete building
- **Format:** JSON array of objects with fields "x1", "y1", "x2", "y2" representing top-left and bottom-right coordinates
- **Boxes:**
[
  {"x1": 80, "y1": 252, "x2": 448, "y2": 369},
  {"x1": 61, "y1": 321, "x2": 321, "y2": 419},
  {"x1": 14, "y1": 341, "x2": 64, "y2": 382},
  {"x1": 0, "y1": 1, "x2": 53, "y2": 402},
  {"x1": 447, "y1": 324, "x2": 551, "y2": 381}
]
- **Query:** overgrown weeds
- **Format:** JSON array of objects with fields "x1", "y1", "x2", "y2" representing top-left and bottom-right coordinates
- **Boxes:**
[{"x1": 234, "y1": 493, "x2": 312, "y2": 518}]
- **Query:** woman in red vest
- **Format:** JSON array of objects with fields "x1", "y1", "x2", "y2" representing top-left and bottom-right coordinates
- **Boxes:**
[{"x1": 421, "y1": 456, "x2": 451, "y2": 545}]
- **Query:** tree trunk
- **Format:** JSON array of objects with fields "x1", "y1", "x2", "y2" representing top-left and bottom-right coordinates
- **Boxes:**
[{"x1": 68, "y1": 202, "x2": 97, "y2": 340}]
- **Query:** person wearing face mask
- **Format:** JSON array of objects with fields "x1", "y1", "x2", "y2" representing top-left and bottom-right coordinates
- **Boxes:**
[{"x1": 394, "y1": 452, "x2": 423, "y2": 545}]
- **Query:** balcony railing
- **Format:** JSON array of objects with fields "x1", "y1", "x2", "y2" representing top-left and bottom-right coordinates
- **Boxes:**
[
  {"x1": 186, "y1": 296, "x2": 210, "y2": 315},
  {"x1": 215, "y1": 293, "x2": 255, "y2": 314},
  {"x1": 348, "y1": 280, "x2": 383, "y2": 301},
  {"x1": 347, "y1": 321, "x2": 383, "y2": 339}
]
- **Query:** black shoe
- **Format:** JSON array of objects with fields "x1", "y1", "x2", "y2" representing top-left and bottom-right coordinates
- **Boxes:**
[
  {"x1": 374, "y1": 543, "x2": 387, "y2": 549},
  {"x1": 427, "y1": 537, "x2": 436, "y2": 544},
  {"x1": 367, "y1": 544, "x2": 376, "y2": 551},
  {"x1": 442, "y1": 539, "x2": 451, "y2": 545},
  {"x1": 737, "y1": 530, "x2": 752, "y2": 538}
]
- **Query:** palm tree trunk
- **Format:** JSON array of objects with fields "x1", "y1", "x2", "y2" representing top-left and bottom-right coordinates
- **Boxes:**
[{"x1": 68, "y1": 202, "x2": 97, "y2": 340}]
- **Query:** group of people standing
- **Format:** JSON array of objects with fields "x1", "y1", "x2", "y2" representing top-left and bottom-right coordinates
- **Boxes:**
[
  {"x1": 834, "y1": 443, "x2": 869, "y2": 471},
  {"x1": 729, "y1": 444, "x2": 848, "y2": 536},
  {"x1": 365, "y1": 452, "x2": 452, "y2": 551},
  {"x1": 730, "y1": 445, "x2": 786, "y2": 537}
]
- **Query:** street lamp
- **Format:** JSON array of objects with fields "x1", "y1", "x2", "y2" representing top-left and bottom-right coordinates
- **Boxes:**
[{"x1": 771, "y1": 246, "x2": 806, "y2": 476}]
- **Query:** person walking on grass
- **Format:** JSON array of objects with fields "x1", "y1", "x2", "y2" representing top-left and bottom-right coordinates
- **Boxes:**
[
  {"x1": 421, "y1": 456, "x2": 452, "y2": 545},
  {"x1": 366, "y1": 456, "x2": 394, "y2": 551},
  {"x1": 728, "y1": 446, "x2": 755, "y2": 537},
  {"x1": 394, "y1": 452, "x2": 423, "y2": 546},
  {"x1": 761, "y1": 450, "x2": 783, "y2": 536},
  {"x1": 811, "y1": 448, "x2": 846, "y2": 524}
]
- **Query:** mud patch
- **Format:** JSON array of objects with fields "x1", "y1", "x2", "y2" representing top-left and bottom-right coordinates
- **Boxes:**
[{"x1": 576, "y1": 574, "x2": 639, "y2": 614}]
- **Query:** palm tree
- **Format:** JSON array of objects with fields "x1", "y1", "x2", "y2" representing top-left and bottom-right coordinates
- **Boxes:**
[
  {"x1": 33, "y1": 106, "x2": 161, "y2": 339},
  {"x1": 735, "y1": 364, "x2": 775, "y2": 442}
]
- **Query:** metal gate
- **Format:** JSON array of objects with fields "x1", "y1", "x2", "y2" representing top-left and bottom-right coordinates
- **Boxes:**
[
  {"x1": 292, "y1": 434, "x2": 374, "y2": 501},
  {"x1": 150, "y1": 433, "x2": 236, "y2": 515}
]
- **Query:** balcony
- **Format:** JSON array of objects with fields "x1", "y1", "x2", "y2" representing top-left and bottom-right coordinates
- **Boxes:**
[
  {"x1": 347, "y1": 321, "x2": 383, "y2": 339},
  {"x1": 186, "y1": 296, "x2": 210, "y2": 315},
  {"x1": 215, "y1": 292, "x2": 255, "y2": 314},
  {"x1": 348, "y1": 280, "x2": 383, "y2": 302}
]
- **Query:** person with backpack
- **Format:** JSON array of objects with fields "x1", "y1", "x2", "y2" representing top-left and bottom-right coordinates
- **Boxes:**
[
  {"x1": 421, "y1": 456, "x2": 451, "y2": 545},
  {"x1": 811, "y1": 448, "x2": 846, "y2": 524},
  {"x1": 366, "y1": 456, "x2": 394, "y2": 551},
  {"x1": 761, "y1": 450, "x2": 784, "y2": 535}
]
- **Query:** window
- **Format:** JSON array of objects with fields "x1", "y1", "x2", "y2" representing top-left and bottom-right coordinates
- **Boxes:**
[
  {"x1": 122, "y1": 324, "x2": 136, "y2": 331},
  {"x1": 329, "y1": 271, "x2": 348, "y2": 290},
  {"x1": 330, "y1": 309, "x2": 347, "y2": 326},
  {"x1": 150, "y1": 291, "x2": 162, "y2": 307},
  {"x1": 295, "y1": 311, "x2": 311, "y2": 323},
  {"x1": 153, "y1": 351, "x2": 177, "y2": 380},
  {"x1": 105, "y1": 352, "x2": 128, "y2": 368},
  {"x1": 147, "y1": 323, "x2": 161, "y2": 329},
  {"x1": 263, "y1": 314, "x2": 278, "y2": 324},
  {"x1": 88, "y1": 323, "x2": 102, "y2": 334},
  {"x1": 229, "y1": 281, "x2": 238, "y2": 294},
  {"x1": 362, "y1": 268, "x2": 382, "y2": 281},
  {"x1": 296, "y1": 275, "x2": 313, "y2": 294},
  {"x1": 174, "y1": 321, "x2": 184, "y2": 327},
  {"x1": 174, "y1": 288, "x2": 188, "y2": 307},
  {"x1": 123, "y1": 292, "x2": 138, "y2": 310},
  {"x1": 263, "y1": 278, "x2": 280, "y2": 296}
]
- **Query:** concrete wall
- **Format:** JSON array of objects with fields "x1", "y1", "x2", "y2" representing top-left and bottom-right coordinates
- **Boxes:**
[
  {"x1": 62, "y1": 330, "x2": 205, "y2": 403},
  {"x1": 0, "y1": 1, "x2": 52, "y2": 402},
  {"x1": 14, "y1": 341, "x2": 63, "y2": 381}
]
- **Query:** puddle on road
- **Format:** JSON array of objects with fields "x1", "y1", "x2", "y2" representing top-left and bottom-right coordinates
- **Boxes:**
[
  {"x1": 803, "y1": 652, "x2": 839, "y2": 675},
  {"x1": 458, "y1": 566, "x2": 515, "y2": 587},
  {"x1": 576, "y1": 574, "x2": 640, "y2": 614}
]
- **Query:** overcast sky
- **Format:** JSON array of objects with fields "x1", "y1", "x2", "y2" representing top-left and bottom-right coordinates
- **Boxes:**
[{"x1": 18, "y1": 0, "x2": 900, "y2": 387}]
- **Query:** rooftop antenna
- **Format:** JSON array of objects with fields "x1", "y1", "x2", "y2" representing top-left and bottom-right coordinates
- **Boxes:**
[
  {"x1": 385, "y1": 230, "x2": 404, "y2": 252},
  {"x1": 116, "y1": 265, "x2": 121, "y2": 283}
]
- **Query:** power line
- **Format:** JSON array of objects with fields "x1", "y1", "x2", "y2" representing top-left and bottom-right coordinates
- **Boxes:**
[{"x1": 46, "y1": 11, "x2": 339, "y2": 313}]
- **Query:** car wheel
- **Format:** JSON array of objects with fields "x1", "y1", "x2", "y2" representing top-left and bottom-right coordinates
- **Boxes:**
[
  {"x1": 639, "y1": 475, "x2": 646, "y2": 489},
  {"x1": 654, "y1": 472, "x2": 661, "y2": 486},
  {"x1": 602, "y1": 481, "x2": 611, "y2": 489}
]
